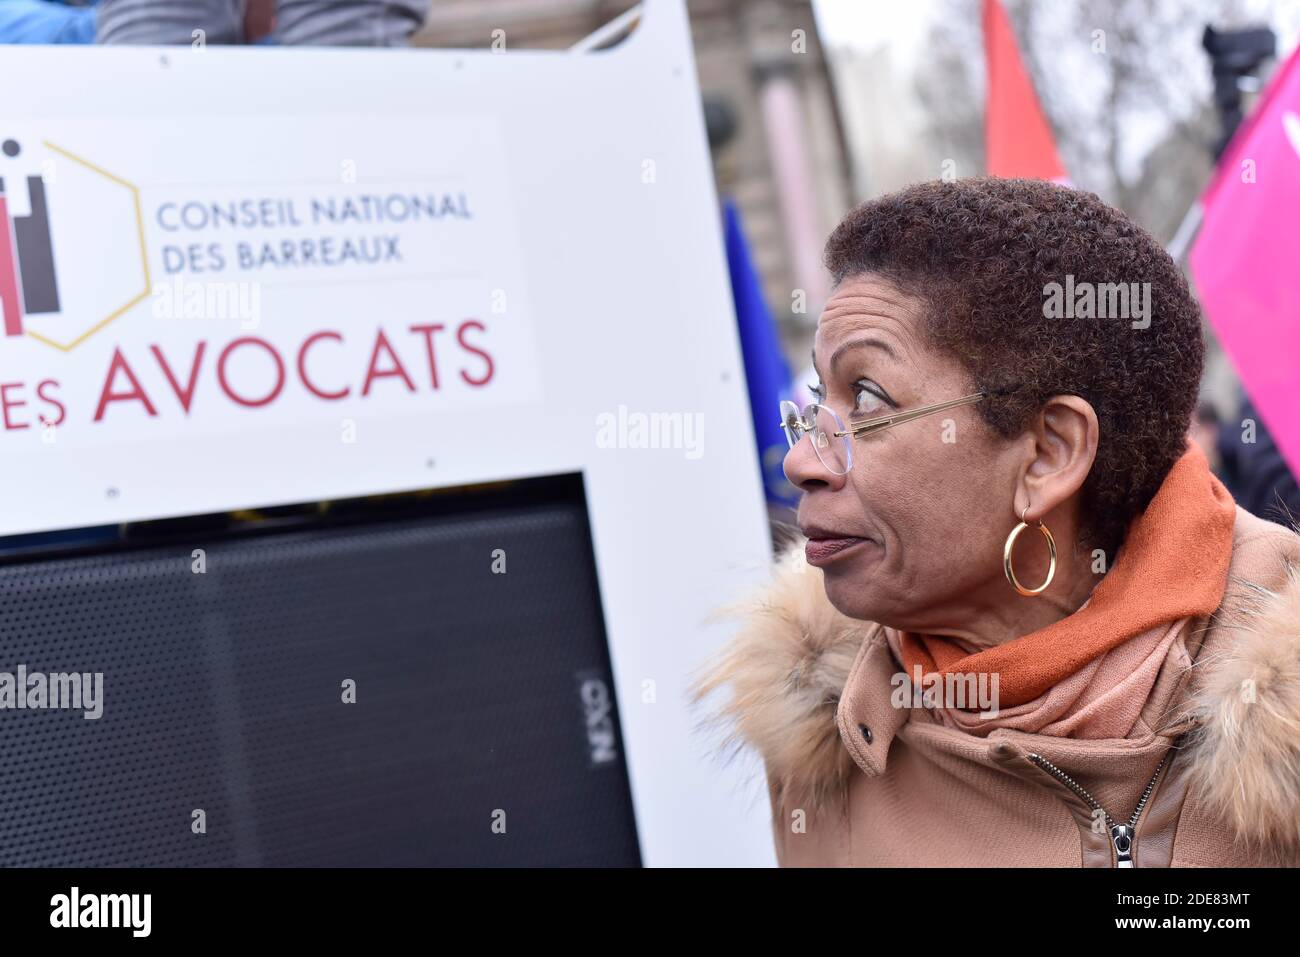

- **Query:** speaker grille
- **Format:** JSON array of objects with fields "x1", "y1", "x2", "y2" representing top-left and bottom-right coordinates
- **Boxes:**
[{"x1": 0, "y1": 495, "x2": 640, "y2": 866}]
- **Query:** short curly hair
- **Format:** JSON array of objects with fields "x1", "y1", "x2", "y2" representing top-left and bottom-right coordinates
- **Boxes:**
[{"x1": 823, "y1": 177, "x2": 1203, "y2": 555}]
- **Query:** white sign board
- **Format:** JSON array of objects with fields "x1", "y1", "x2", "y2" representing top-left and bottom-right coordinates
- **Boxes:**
[
  {"x1": 1, "y1": 113, "x2": 539, "y2": 446},
  {"x1": 0, "y1": 0, "x2": 774, "y2": 866}
]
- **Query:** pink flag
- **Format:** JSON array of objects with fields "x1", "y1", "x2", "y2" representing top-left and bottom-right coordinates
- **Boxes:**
[{"x1": 1191, "y1": 44, "x2": 1300, "y2": 477}]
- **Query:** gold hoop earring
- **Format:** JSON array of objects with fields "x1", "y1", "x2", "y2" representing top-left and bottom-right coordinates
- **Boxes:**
[{"x1": 1003, "y1": 505, "x2": 1057, "y2": 597}]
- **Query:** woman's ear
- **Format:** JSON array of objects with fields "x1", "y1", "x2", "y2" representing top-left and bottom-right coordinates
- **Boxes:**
[{"x1": 1015, "y1": 395, "x2": 1099, "y2": 520}]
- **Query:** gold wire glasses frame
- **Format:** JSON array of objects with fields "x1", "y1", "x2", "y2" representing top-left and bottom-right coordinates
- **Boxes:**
[{"x1": 779, "y1": 391, "x2": 990, "y2": 475}]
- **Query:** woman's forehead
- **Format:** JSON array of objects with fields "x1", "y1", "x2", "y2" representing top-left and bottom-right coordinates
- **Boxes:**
[
  {"x1": 820, "y1": 276, "x2": 923, "y2": 328},
  {"x1": 815, "y1": 279, "x2": 924, "y2": 363}
]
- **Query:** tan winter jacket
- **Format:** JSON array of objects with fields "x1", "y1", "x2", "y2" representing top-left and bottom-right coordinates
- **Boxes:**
[{"x1": 691, "y1": 506, "x2": 1300, "y2": 867}]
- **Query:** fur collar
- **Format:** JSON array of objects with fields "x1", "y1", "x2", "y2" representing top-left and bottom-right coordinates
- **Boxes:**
[
  {"x1": 688, "y1": 522, "x2": 1300, "y2": 851},
  {"x1": 1181, "y1": 555, "x2": 1300, "y2": 853}
]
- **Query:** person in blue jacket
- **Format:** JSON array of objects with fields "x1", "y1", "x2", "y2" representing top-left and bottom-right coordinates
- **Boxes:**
[{"x1": 0, "y1": 0, "x2": 98, "y2": 44}]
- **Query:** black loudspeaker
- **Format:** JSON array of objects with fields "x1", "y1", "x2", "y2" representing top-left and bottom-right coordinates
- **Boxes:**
[{"x1": 0, "y1": 476, "x2": 641, "y2": 866}]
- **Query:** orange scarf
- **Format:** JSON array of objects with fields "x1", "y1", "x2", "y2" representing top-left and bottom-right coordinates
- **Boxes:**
[{"x1": 898, "y1": 442, "x2": 1237, "y2": 709}]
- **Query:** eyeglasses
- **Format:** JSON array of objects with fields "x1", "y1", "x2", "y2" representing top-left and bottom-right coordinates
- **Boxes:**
[{"x1": 779, "y1": 391, "x2": 990, "y2": 475}]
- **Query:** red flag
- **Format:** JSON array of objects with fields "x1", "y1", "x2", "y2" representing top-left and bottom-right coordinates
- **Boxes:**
[{"x1": 983, "y1": 0, "x2": 1067, "y2": 180}]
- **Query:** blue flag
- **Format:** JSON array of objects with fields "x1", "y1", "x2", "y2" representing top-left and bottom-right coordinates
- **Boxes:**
[{"x1": 721, "y1": 196, "x2": 797, "y2": 507}]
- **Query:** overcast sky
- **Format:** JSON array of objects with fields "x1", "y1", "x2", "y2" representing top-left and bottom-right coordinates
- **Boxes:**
[
  {"x1": 811, "y1": 0, "x2": 1300, "y2": 185},
  {"x1": 812, "y1": 0, "x2": 1300, "y2": 63}
]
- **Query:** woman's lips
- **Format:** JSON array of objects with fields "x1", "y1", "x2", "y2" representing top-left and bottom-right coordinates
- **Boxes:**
[{"x1": 804, "y1": 537, "x2": 870, "y2": 566}]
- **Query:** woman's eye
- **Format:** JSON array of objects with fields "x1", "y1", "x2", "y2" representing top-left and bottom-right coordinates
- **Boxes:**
[
  {"x1": 807, "y1": 381, "x2": 825, "y2": 402},
  {"x1": 852, "y1": 381, "x2": 887, "y2": 416}
]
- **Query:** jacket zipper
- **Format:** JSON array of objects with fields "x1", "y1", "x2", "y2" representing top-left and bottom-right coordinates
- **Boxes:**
[{"x1": 1026, "y1": 750, "x2": 1171, "y2": 867}]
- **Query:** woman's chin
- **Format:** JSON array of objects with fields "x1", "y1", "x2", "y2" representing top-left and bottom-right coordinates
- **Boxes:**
[{"x1": 820, "y1": 560, "x2": 889, "y2": 622}]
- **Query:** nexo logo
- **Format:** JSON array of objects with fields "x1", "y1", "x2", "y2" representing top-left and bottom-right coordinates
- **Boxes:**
[
  {"x1": 576, "y1": 671, "x2": 620, "y2": 767},
  {"x1": 0, "y1": 137, "x2": 150, "y2": 352}
]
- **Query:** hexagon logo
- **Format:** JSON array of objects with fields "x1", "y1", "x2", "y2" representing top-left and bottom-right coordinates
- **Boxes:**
[{"x1": 0, "y1": 138, "x2": 150, "y2": 353}]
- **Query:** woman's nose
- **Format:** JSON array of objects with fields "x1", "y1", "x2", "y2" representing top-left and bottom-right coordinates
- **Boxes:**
[{"x1": 782, "y1": 434, "x2": 848, "y2": 492}]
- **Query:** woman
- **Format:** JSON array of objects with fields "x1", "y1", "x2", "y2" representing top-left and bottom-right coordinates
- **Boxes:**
[{"x1": 690, "y1": 177, "x2": 1300, "y2": 867}]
